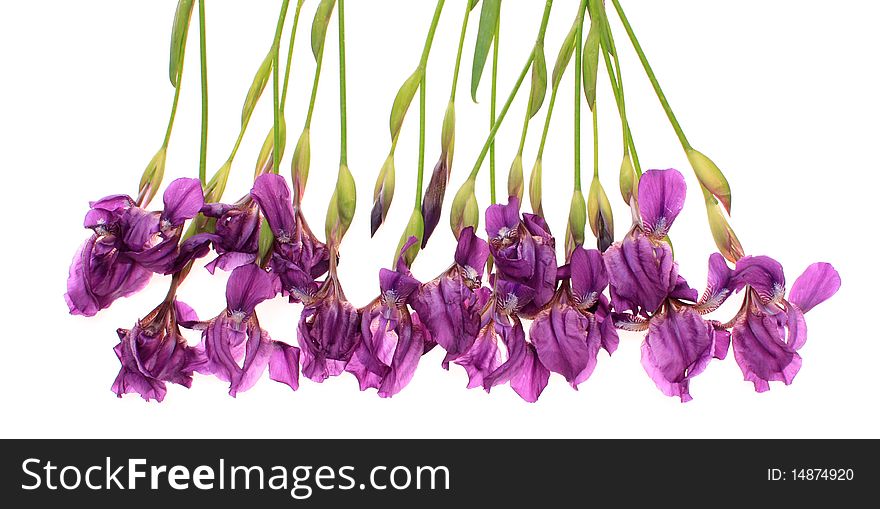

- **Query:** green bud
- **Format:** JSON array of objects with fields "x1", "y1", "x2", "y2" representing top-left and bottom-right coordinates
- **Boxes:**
[
  {"x1": 468, "y1": 0, "x2": 480, "y2": 11},
  {"x1": 450, "y1": 178, "x2": 479, "y2": 238},
  {"x1": 169, "y1": 0, "x2": 195, "y2": 87},
  {"x1": 618, "y1": 152, "x2": 638, "y2": 204},
  {"x1": 394, "y1": 208, "x2": 425, "y2": 267},
  {"x1": 138, "y1": 146, "x2": 168, "y2": 207},
  {"x1": 528, "y1": 159, "x2": 543, "y2": 217},
  {"x1": 311, "y1": 0, "x2": 337, "y2": 61},
  {"x1": 291, "y1": 128, "x2": 311, "y2": 201},
  {"x1": 582, "y1": 17, "x2": 601, "y2": 111},
  {"x1": 257, "y1": 217, "x2": 274, "y2": 264},
  {"x1": 706, "y1": 197, "x2": 744, "y2": 264},
  {"x1": 204, "y1": 160, "x2": 232, "y2": 204},
  {"x1": 687, "y1": 148, "x2": 732, "y2": 214},
  {"x1": 326, "y1": 163, "x2": 357, "y2": 245},
  {"x1": 588, "y1": 176, "x2": 614, "y2": 251},
  {"x1": 390, "y1": 69, "x2": 422, "y2": 142},
  {"x1": 528, "y1": 43, "x2": 548, "y2": 119},
  {"x1": 370, "y1": 153, "x2": 396, "y2": 236},
  {"x1": 242, "y1": 51, "x2": 273, "y2": 127},
  {"x1": 552, "y1": 20, "x2": 578, "y2": 89},
  {"x1": 254, "y1": 118, "x2": 287, "y2": 178},
  {"x1": 588, "y1": 0, "x2": 614, "y2": 57},
  {"x1": 507, "y1": 154, "x2": 524, "y2": 202},
  {"x1": 567, "y1": 190, "x2": 587, "y2": 250},
  {"x1": 441, "y1": 101, "x2": 456, "y2": 160}
]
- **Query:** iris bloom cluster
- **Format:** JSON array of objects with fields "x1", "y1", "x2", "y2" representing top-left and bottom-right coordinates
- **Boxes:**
[{"x1": 68, "y1": 168, "x2": 839, "y2": 403}]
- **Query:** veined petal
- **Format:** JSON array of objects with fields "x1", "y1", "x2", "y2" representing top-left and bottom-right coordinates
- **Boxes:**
[
  {"x1": 485, "y1": 196, "x2": 521, "y2": 241},
  {"x1": 268, "y1": 341, "x2": 301, "y2": 391},
  {"x1": 530, "y1": 299, "x2": 601, "y2": 388},
  {"x1": 638, "y1": 169, "x2": 686, "y2": 238},
  {"x1": 732, "y1": 311, "x2": 802, "y2": 393},
  {"x1": 605, "y1": 233, "x2": 676, "y2": 314},
  {"x1": 250, "y1": 174, "x2": 296, "y2": 241},
  {"x1": 789, "y1": 262, "x2": 840, "y2": 314},
  {"x1": 641, "y1": 307, "x2": 715, "y2": 402},
  {"x1": 162, "y1": 178, "x2": 204, "y2": 226},
  {"x1": 731, "y1": 256, "x2": 786, "y2": 304},
  {"x1": 454, "y1": 226, "x2": 490, "y2": 278},
  {"x1": 570, "y1": 247, "x2": 608, "y2": 305},
  {"x1": 225, "y1": 264, "x2": 279, "y2": 317}
]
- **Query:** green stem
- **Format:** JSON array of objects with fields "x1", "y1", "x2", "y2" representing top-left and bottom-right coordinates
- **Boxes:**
[
  {"x1": 281, "y1": 0, "x2": 305, "y2": 112},
  {"x1": 197, "y1": 0, "x2": 208, "y2": 186},
  {"x1": 516, "y1": 0, "x2": 554, "y2": 156},
  {"x1": 467, "y1": 53, "x2": 534, "y2": 181},
  {"x1": 592, "y1": 101, "x2": 599, "y2": 180},
  {"x1": 161, "y1": 24, "x2": 189, "y2": 150},
  {"x1": 339, "y1": 0, "x2": 347, "y2": 165},
  {"x1": 419, "y1": 0, "x2": 445, "y2": 70},
  {"x1": 574, "y1": 0, "x2": 585, "y2": 191},
  {"x1": 602, "y1": 50, "x2": 641, "y2": 176},
  {"x1": 489, "y1": 9, "x2": 499, "y2": 204},
  {"x1": 449, "y1": 1, "x2": 471, "y2": 102},
  {"x1": 535, "y1": 86, "x2": 558, "y2": 160},
  {"x1": 416, "y1": 75, "x2": 426, "y2": 208},
  {"x1": 610, "y1": 0, "x2": 690, "y2": 150},
  {"x1": 271, "y1": 0, "x2": 291, "y2": 174}
]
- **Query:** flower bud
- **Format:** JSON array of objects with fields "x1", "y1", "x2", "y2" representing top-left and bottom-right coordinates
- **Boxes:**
[
  {"x1": 242, "y1": 51, "x2": 273, "y2": 128},
  {"x1": 390, "y1": 69, "x2": 422, "y2": 141},
  {"x1": 588, "y1": 176, "x2": 614, "y2": 252},
  {"x1": 507, "y1": 154, "x2": 524, "y2": 202},
  {"x1": 528, "y1": 158, "x2": 543, "y2": 217},
  {"x1": 567, "y1": 189, "x2": 587, "y2": 252},
  {"x1": 422, "y1": 156, "x2": 449, "y2": 248},
  {"x1": 528, "y1": 43, "x2": 547, "y2": 119},
  {"x1": 706, "y1": 198, "x2": 744, "y2": 263},
  {"x1": 326, "y1": 163, "x2": 357, "y2": 245},
  {"x1": 582, "y1": 16, "x2": 601, "y2": 111},
  {"x1": 204, "y1": 160, "x2": 232, "y2": 204},
  {"x1": 441, "y1": 101, "x2": 456, "y2": 161},
  {"x1": 371, "y1": 153, "x2": 396, "y2": 237},
  {"x1": 552, "y1": 19, "x2": 578, "y2": 90},
  {"x1": 450, "y1": 178, "x2": 479, "y2": 239},
  {"x1": 311, "y1": 0, "x2": 336, "y2": 61},
  {"x1": 254, "y1": 118, "x2": 287, "y2": 178},
  {"x1": 258, "y1": 217, "x2": 274, "y2": 265},
  {"x1": 291, "y1": 128, "x2": 311, "y2": 202},
  {"x1": 138, "y1": 146, "x2": 168, "y2": 207},
  {"x1": 687, "y1": 148, "x2": 732, "y2": 214},
  {"x1": 618, "y1": 151, "x2": 638, "y2": 204},
  {"x1": 169, "y1": 0, "x2": 195, "y2": 87},
  {"x1": 395, "y1": 208, "x2": 424, "y2": 267}
]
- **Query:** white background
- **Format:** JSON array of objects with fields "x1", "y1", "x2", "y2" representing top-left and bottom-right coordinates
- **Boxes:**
[{"x1": 1, "y1": 1, "x2": 877, "y2": 439}]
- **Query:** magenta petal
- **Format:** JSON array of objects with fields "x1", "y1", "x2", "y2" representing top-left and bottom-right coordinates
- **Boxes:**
[
  {"x1": 225, "y1": 264, "x2": 278, "y2": 316},
  {"x1": 297, "y1": 296, "x2": 361, "y2": 382},
  {"x1": 732, "y1": 312, "x2": 802, "y2": 393},
  {"x1": 731, "y1": 256, "x2": 786, "y2": 303},
  {"x1": 162, "y1": 178, "x2": 204, "y2": 226},
  {"x1": 712, "y1": 325, "x2": 731, "y2": 360},
  {"x1": 268, "y1": 341, "x2": 301, "y2": 391},
  {"x1": 378, "y1": 318, "x2": 425, "y2": 398},
  {"x1": 570, "y1": 247, "x2": 608, "y2": 301},
  {"x1": 250, "y1": 173, "x2": 296, "y2": 240},
  {"x1": 605, "y1": 234, "x2": 677, "y2": 314},
  {"x1": 509, "y1": 344, "x2": 550, "y2": 403},
  {"x1": 454, "y1": 227, "x2": 490, "y2": 276},
  {"x1": 411, "y1": 276, "x2": 486, "y2": 368},
  {"x1": 455, "y1": 323, "x2": 502, "y2": 389},
  {"x1": 65, "y1": 237, "x2": 152, "y2": 316},
  {"x1": 640, "y1": 307, "x2": 715, "y2": 402},
  {"x1": 789, "y1": 262, "x2": 840, "y2": 314},
  {"x1": 530, "y1": 302, "x2": 601, "y2": 388},
  {"x1": 485, "y1": 196, "x2": 521, "y2": 240},
  {"x1": 638, "y1": 169, "x2": 686, "y2": 237}
]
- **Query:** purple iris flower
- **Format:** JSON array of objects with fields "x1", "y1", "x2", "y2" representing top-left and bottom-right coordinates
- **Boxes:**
[
  {"x1": 347, "y1": 237, "x2": 430, "y2": 397},
  {"x1": 183, "y1": 264, "x2": 300, "y2": 396},
  {"x1": 485, "y1": 196, "x2": 558, "y2": 318},
  {"x1": 455, "y1": 280, "x2": 550, "y2": 402},
  {"x1": 727, "y1": 256, "x2": 840, "y2": 392},
  {"x1": 297, "y1": 270, "x2": 361, "y2": 383},
  {"x1": 411, "y1": 227, "x2": 492, "y2": 368},
  {"x1": 66, "y1": 178, "x2": 205, "y2": 316},
  {"x1": 112, "y1": 299, "x2": 206, "y2": 402},
  {"x1": 250, "y1": 174, "x2": 330, "y2": 303},
  {"x1": 174, "y1": 198, "x2": 261, "y2": 274},
  {"x1": 607, "y1": 169, "x2": 730, "y2": 402},
  {"x1": 529, "y1": 247, "x2": 619, "y2": 388}
]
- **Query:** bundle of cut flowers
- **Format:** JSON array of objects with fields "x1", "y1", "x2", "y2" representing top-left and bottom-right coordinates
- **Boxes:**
[{"x1": 66, "y1": 0, "x2": 840, "y2": 403}]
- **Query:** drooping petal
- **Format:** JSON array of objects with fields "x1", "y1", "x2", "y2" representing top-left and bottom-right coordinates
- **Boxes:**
[
  {"x1": 454, "y1": 226, "x2": 490, "y2": 278},
  {"x1": 641, "y1": 307, "x2": 715, "y2": 402},
  {"x1": 570, "y1": 246, "x2": 608, "y2": 305},
  {"x1": 65, "y1": 236, "x2": 152, "y2": 316},
  {"x1": 411, "y1": 277, "x2": 487, "y2": 368},
  {"x1": 731, "y1": 256, "x2": 786, "y2": 304},
  {"x1": 161, "y1": 178, "x2": 204, "y2": 227},
  {"x1": 225, "y1": 264, "x2": 279, "y2": 317},
  {"x1": 669, "y1": 275, "x2": 699, "y2": 303},
  {"x1": 455, "y1": 322, "x2": 502, "y2": 389},
  {"x1": 297, "y1": 294, "x2": 361, "y2": 382},
  {"x1": 509, "y1": 344, "x2": 550, "y2": 403},
  {"x1": 268, "y1": 342, "x2": 301, "y2": 391},
  {"x1": 789, "y1": 262, "x2": 841, "y2": 314},
  {"x1": 697, "y1": 253, "x2": 734, "y2": 312},
  {"x1": 604, "y1": 233, "x2": 677, "y2": 314},
  {"x1": 731, "y1": 311, "x2": 802, "y2": 393},
  {"x1": 522, "y1": 212, "x2": 553, "y2": 242},
  {"x1": 378, "y1": 316, "x2": 425, "y2": 398},
  {"x1": 485, "y1": 196, "x2": 521, "y2": 241},
  {"x1": 379, "y1": 268, "x2": 420, "y2": 302},
  {"x1": 638, "y1": 169, "x2": 686, "y2": 238},
  {"x1": 530, "y1": 299, "x2": 602, "y2": 388},
  {"x1": 250, "y1": 173, "x2": 296, "y2": 241}
]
